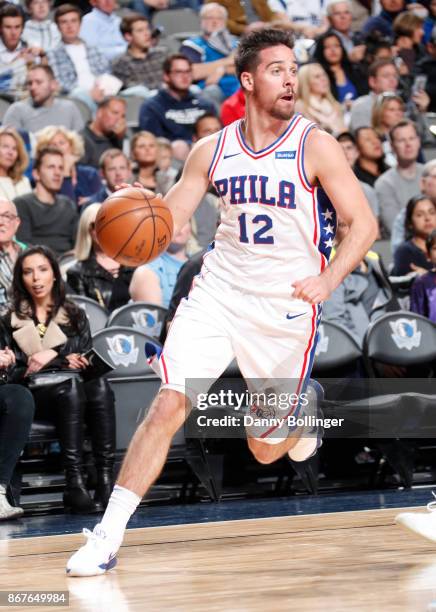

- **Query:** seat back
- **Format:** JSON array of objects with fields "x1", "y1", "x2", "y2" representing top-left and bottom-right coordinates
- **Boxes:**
[
  {"x1": 364, "y1": 311, "x2": 436, "y2": 367},
  {"x1": 93, "y1": 326, "x2": 168, "y2": 449},
  {"x1": 92, "y1": 325, "x2": 160, "y2": 378},
  {"x1": 124, "y1": 95, "x2": 145, "y2": 128},
  {"x1": 68, "y1": 294, "x2": 108, "y2": 334},
  {"x1": 152, "y1": 8, "x2": 201, "y2": 36},
  {"x1": 312, "y1": 321, "x2": 362, "y2": 374},
  {"x1": 107, "y1": 302, "x2": 168, "y2": 339}
]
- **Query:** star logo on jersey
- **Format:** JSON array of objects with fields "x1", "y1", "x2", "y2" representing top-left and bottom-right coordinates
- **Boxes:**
[
  {"x1": 324, "y1": 223, "x2": 335, "y2": 235},
  {"x1": 324, "y1": 237, "x2": 334, "y2": 249},
  {"x1": 322, "y1": 209, "x2": 334, "y2": 221}
]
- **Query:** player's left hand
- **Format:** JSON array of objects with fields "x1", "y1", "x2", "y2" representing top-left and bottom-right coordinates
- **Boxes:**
[{"x1": 292, "y1": 275, "x2": 333, "y2": 304}]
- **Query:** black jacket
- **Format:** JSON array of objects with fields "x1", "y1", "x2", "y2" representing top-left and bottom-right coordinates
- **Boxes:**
[
  {"x1": 0, "y1": 305, "x2": 91, "y2": 383},
  {"x1": 67, "y1": 255, "x2": 133, "y2": 312}
]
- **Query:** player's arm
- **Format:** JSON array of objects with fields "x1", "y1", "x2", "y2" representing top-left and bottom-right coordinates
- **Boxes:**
[
  {"x1": 293, "y1": 130, "x2": 379, "y2": 304},
  {"x1": 164, "y1": 134, "x2": 218, "y2": 233}
]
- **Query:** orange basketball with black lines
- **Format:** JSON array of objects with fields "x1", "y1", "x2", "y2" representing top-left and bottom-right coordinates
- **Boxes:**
[{"x1": 95, "y1": 187, "x2": 174, "y2": 267}]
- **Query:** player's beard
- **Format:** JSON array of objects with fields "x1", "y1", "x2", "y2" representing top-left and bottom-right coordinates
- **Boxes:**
[
  {"x1": 270, "y1": 105, "x2": 294, "y2": 121},
  {"x1": 253, "y1": 83, "x2": 295, "y2": 121}
]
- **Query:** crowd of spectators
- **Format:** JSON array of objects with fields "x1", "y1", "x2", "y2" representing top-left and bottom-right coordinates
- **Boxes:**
[{"x1": 0, "y1": 0, "x2": 435, "y2": 518}]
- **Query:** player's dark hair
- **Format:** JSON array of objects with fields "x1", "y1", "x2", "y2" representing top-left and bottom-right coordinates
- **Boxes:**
[
  {"x1": 235, "y1": 28, "x2": 294, "y2": 83},
  {"x1": 404, "y1": 195, "x2": 436, "y2": 239}
]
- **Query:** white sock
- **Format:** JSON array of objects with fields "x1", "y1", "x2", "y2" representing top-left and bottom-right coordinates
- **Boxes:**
[{"x1": 99, "y1": 485, "x2": 142, "y2": 544}]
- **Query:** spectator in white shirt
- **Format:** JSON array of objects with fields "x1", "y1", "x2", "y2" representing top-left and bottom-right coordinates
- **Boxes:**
[{"x1": 22, "y1": 0, "x2": 61, "y2": 53}]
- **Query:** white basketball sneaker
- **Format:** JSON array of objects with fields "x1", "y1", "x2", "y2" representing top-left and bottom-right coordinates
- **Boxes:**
[
  {"x1": 395, "y1": 492, "x2": 436, "y2": 543},
  {"x1": 66, "y1": 524, "x2": 120, "y2": 577},
  {"x1": 288, "y1": 380, "x2": 324, "y2": 462}
]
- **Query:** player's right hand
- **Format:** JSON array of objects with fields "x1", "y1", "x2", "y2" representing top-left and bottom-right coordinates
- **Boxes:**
[{"x1": 292, "y1": 274, "x2": 333, "y2": 304}]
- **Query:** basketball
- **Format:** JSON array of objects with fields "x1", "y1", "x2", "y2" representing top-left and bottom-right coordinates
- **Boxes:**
[{"x1": 95, "y1": 187, "x2": 174, "y2": 267}]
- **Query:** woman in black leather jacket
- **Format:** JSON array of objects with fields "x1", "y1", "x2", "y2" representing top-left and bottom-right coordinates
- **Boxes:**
[
  {"x1": 67, "y1": 204, "x2": 132, "y2": 312},
  {"x1": 1, "y1": 245, "x2": 116, "y2": 514}
]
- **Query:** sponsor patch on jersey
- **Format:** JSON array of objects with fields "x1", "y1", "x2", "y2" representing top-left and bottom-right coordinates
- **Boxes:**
[{"x1": 275, "y1": 150, "x2": 296, "y2": 159}]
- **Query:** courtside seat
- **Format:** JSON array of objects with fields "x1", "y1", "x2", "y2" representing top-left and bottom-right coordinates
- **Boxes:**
[
  {"x1": 107, "y1": 302, "x2": 168, "y2": 340},
  {"x1": 68, "y1": 295, "x2": 109, "y2": 335},
  {"x1": 312, "y1": 321, "x2": 362, "y2": 376},
  {"x1": 361, "y1": 312, "x2": 436, "y2": 487}
]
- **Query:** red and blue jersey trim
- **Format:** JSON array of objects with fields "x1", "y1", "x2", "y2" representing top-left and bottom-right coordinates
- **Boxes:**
[
  {"x1": 235, "y1": 113, "x2": 303, "y2": 159},
  {"x1": 259, "y1": 303, "x2": 320, "y2": 438},
  {"x1": 297, "y1": 122, "x2": 316, "y2": 192},
  {"x1": 208, "y1": 127, "x2": 228, "y2": 181}
]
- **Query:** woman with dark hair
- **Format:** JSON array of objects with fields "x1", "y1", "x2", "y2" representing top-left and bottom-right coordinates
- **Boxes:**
[
  {"x1": 311, "y1": 31, "x2": 367, "y2": 103},
  {"x1": 353, "y1": 127, "x2": 388, "y2": 187},
  {"x1": 0, "y1": 245, "x2": 116, "y2": 513},
  {"x1": 391, "y1": 196, "x2": 436, "y2": 276}
]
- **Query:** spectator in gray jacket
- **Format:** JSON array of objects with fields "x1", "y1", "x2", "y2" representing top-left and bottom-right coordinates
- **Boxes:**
[
  {"x1": 322, "y1": 217, "x2": 396, "y2": 346},
  {"x1": 375, "y1": 120, "x2": 424, "y2": 238},
  {"x1": 3, "y1": 65, "x2": 84, "y2": 133}
]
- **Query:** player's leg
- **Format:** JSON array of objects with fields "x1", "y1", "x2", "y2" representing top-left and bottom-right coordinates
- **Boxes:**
[
  {"x1": 231, "y1": 294, "x2": 322, "y2": 464},
  {"x1": 66, "y1": 274, "x2": 235, "y2": 576},
  {"x1": 395, "y1": 493, "x2": 436, "y2": 542},
  {"x1": 245, "y1": 380, "x2": 324, "y2": 464}
]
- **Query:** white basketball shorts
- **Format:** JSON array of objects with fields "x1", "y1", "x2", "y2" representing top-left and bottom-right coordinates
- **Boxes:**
[{"x1": 159, "y1": 270, "x2": 321, "y2": 442}]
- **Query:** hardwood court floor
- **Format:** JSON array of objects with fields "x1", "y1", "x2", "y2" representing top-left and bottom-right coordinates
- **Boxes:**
[{"x1": 1, "y1": 507, "x2": 436, "y2": 611}]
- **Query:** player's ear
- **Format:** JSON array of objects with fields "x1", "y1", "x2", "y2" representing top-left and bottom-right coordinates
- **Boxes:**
[{"x1": 240, "y1": 71, "x2": 253, "y2": 91}]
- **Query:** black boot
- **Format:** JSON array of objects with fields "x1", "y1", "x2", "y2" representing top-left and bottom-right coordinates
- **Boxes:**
[
  {"x1": 63, "y1": 471, "x2": 97, "y2": 514},
  {"x1": 84, "y1": 379, "x2": 116, "y2": 509},
  {"x1": 51, "y1": 378, "x2": 97, "y2": 514}
]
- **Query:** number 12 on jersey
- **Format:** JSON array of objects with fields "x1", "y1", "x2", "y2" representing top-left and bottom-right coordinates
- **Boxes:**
[{"x1": 238, "y1": 213, "x2": 274, "y2": 245}]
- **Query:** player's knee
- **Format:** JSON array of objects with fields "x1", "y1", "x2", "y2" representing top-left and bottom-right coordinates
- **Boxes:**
[
  {"x1": 147, "y1": 389, "x2": 188, "y2": 432},
  {"x1": 248, "y1": 439, "x2": 278, "y2": 465}
]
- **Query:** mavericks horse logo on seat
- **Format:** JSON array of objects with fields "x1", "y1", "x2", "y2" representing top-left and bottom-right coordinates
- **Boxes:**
[
  {"x1": 389, "y1": 318, "x2": 421, "y2": 351},
  {"x1": 106, "y1": 335, "x2": 139, "y2": 367}
]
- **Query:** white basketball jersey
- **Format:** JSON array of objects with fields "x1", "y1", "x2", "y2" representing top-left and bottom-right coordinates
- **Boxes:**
[{"x1": 204, "y1": 113, "x2": 336, "y2": 299}]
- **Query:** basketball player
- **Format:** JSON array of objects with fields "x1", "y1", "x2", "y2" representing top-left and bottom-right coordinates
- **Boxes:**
[{"x1": 67, "y1": 28, "x2": 378, "y2": 576}]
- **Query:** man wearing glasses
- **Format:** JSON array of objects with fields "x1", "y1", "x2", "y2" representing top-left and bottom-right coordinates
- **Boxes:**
[
  {"x1": 0, "y1": 198, "x2": 24, "y2": 315},
  {"x1": 138, "y1": 54, "x2": 216, "y2": 142}
]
